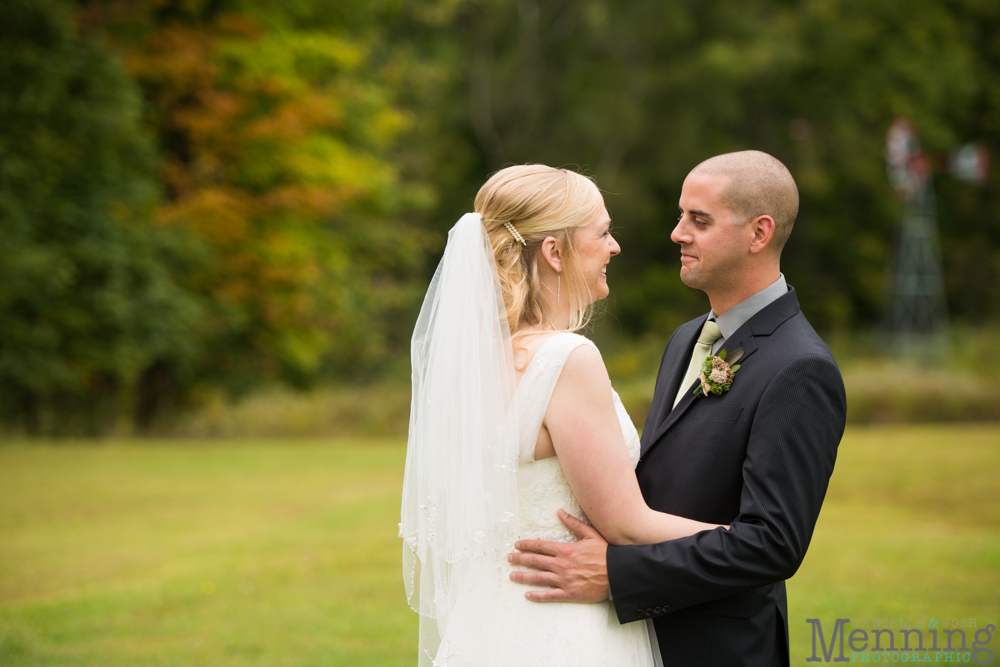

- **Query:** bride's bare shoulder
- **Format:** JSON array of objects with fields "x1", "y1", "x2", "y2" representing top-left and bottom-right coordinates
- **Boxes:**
[
  {"x1": 544, "y1": 341, "x2": 619, "y2": 450},
  {"x1": 557, "y1": 341, "x2": 610, "y2": 389},
  {"x1": 527, "y1": 334, "x2": 609, "y2": 461}
]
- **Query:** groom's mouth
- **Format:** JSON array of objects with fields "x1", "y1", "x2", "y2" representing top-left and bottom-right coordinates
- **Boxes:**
[{"x1": 680, "y1": 252, "x2": 698, "y2": 264}]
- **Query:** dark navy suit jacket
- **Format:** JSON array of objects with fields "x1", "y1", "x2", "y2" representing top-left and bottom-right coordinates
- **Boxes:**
[{"x1": 607, "y1": 286, "x2": 847, "y2": 666}]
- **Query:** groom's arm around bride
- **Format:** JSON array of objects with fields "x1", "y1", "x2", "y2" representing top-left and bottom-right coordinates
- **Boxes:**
[{"x1": 510, "y1": 151, "x2": 847, "y2": 667}]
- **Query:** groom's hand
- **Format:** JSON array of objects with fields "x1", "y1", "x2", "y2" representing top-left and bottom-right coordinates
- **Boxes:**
[{"x1": 507, "y1": 509, "x2": 610, "y2": 603}]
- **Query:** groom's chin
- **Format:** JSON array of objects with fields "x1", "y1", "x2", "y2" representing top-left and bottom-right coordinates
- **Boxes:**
[{"x1": 678, "y1": 268, "x2": 700, "y2": 288}]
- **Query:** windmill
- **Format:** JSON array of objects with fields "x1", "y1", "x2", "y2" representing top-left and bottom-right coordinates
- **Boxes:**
[
  {"x1": 882, "y1": 119, "x2": 990, "y2": 354},
  {"x1": 882, "y1": 118, "x2": 950, "y2": 355}
]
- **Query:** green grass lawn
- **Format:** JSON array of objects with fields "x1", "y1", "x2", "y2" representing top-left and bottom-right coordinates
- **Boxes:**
[
  {"x1": 1, "y1": 425, "x2": 998, "y2": 666},
  {"x1": 787, "y1": 425, "x2": 999, "y2": 665}
]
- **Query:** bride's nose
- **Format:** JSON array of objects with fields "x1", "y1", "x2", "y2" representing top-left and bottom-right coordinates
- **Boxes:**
[{"x1": 609, "y1": 235, "x2": 621, "y2": 256}]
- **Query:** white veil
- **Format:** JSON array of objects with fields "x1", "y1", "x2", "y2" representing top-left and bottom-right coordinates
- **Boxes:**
[{"x1": 400, "y1": 213, "x2": 521, "y2": 665}]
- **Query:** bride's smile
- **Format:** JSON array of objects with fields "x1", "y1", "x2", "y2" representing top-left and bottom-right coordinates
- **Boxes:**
[{"x1": 575, "y1": 206, "x2": 620, "y2": 301}]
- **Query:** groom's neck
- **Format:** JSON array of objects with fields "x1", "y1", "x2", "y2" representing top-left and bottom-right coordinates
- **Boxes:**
[{"x1": 707, "y1": 266, "x2": 781, "y2": 316}]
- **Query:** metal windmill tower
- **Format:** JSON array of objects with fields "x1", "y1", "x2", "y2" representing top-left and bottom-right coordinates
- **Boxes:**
[{"x1": 882, "y1": 118, "x2": 949, "y2": 354}]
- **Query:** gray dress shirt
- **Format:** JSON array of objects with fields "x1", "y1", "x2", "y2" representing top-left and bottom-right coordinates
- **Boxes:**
[{"x1": 708, "y1": 274, "x2": 788, "y2": 354}]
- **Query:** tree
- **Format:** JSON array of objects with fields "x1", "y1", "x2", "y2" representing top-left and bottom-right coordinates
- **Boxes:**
[
  {"x1": 81, "y1": 0, "x2": 438, "y2": 417},
  {"x1": 0, "y1": 0, "x2": 204, "y2": 433},
  {"x1": 396, "y1": 0, "x2": 1000, "y2": 335}
]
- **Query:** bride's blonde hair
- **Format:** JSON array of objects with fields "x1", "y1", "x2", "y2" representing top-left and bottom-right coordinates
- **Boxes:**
[{"x1": 474, "y1": 164, "x2": 604, "y2": 337}]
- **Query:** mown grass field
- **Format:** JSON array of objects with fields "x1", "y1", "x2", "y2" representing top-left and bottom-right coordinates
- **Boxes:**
[{"x1": 1, "y1": 425, "x2": 998, "y2": 666}]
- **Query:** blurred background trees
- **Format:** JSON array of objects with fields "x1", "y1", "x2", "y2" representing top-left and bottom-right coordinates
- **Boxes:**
[
  {"x1": 2, "y1": 0, "x2": 998, "y2": 434},
  {"x1": 0, "y1": 0, "x2": 201, "y2": 434}
]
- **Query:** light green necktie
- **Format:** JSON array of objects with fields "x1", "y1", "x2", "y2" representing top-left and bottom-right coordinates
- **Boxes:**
[{"x1": 672, "y1": 320, "x2": 723, "y2": 409}]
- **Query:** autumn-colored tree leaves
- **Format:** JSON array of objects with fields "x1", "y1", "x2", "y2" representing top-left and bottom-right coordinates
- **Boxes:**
[
  {"x1": 1, "y1": 0, "x2": 430, "y2": 432},
  {"x1": 4, "y1": 0, "x2": 999, "y2": 433}
]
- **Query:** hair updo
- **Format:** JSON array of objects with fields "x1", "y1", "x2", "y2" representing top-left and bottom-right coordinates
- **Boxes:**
[{"x1": 474, "y1": 164, "x2": 604, "y2": 337}]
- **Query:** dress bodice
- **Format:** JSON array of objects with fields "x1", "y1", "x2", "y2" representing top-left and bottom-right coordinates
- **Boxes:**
[
  {"x1": 513, "y1": 333, "x2": 641, "y2": 543},
  {"x1": 425, "y1": 332, "x2": 656, "y2": 667}
]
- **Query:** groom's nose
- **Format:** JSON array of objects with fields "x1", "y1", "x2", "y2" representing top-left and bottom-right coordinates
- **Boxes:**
[{"x1": 670, "y1": 219, "x2": 691, "y2": 245}]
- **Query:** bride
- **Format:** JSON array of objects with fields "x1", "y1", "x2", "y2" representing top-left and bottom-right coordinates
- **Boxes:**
[{"x1": 400, "y1": 165, "x2": 725, "y2": 666}]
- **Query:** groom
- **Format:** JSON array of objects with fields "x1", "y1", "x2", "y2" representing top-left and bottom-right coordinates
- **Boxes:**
[{"x1": 509, "y1": 150, "x2": 847, "y2": 665}]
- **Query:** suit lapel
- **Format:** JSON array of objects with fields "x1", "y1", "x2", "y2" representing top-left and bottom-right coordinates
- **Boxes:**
[
  {"x1": 641, "y1": 334, "x2": 759, "y2": 457},
  {"x1": 642, "y1": 319, "x2": 702, "y2": 445},
  {"x1": 640, "y1": 287, "x2": 801, "y2": 458}
]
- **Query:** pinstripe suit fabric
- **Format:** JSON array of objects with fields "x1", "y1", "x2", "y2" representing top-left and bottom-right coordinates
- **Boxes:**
[{"x1": 607, "y1": 286, "x2": 847, "y2": 666}]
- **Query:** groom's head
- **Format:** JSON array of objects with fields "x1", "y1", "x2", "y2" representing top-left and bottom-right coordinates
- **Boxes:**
[{"x1": 672, "y1": 150, "x2": 798, "y2": 310}]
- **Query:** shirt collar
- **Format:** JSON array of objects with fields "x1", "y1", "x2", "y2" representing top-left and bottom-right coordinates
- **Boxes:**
[{"x1": 708, "y1": 273, "x2": 787, "y2": 345}]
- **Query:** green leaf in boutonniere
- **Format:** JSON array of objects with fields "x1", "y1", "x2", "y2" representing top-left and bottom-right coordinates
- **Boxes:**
[{"x1": 693, "y1": 347, "x2": 745, "y2": 397}]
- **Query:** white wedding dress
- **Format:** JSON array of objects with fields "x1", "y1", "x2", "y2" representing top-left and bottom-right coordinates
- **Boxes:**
[
  {"x1": 401, "y1": 214, "x2": 657, "y2": 667},
  {"x1": 431, "y1": 332, "x2": 657, "y2": 666}
]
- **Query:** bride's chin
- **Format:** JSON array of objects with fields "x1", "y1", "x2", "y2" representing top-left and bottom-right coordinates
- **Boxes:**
[{"x1": 591, "y1": 287, "x2": 610, "y2": 303}]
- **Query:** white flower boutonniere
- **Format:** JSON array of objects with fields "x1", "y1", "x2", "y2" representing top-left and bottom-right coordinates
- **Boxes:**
[{"x1": 694, "y1": 347, "x2": 745, "y2": 397}]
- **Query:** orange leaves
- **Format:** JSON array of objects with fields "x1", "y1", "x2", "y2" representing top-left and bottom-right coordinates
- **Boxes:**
[
  {"x1": 123, "y1": 15, "x2": 377, "y2": 215},
  {"x1": 175, "y1": 89, "x2": 244, "y2": 148},
  {"x1": 157, "y1": 187, "x2": 250, "y2": 245},
  {"x1": 124, "y1": 24, "x2": 216, "y2": 107},
  {"x1": 244, "y1": 90, "x2": 345, "y2": 143},
  {"x1": 262, "y1": 186, "x2": 345, "y2": 219}
]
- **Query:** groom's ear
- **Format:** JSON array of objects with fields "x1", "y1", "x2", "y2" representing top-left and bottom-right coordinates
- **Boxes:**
[{"x1": 748, "y1": 215, "x2": 776, "y2": 255}]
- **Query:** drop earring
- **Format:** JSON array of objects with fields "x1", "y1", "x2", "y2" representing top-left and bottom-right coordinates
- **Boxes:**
[{"x1": 557, "y1": 273, "x2": 561, "y2": 305}]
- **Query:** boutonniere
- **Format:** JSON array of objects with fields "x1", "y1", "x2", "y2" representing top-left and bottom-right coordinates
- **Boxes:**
[{"x1": 694, "y1": 348, "x2": 745, "y2": 397}]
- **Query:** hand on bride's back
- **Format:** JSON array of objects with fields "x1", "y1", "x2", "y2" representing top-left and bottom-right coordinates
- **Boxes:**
[{"x1": 509, "y1": 509, "x2": 610, "y2": 602}]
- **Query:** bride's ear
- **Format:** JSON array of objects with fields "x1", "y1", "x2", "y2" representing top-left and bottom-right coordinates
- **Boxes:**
[{"x1": 539, "y1": 236, "x2": 563, "y2": 273}]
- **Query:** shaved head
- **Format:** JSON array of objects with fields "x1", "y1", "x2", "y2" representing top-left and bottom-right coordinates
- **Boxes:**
[{"x1": 690, "y1": 150, "x2": 799, "y2": 253}]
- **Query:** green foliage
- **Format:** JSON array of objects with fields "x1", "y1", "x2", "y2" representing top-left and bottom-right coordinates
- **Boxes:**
[
  {"x1": 4, "y1": 0, "x2": 1000, "y2": 433},
  {"x1": 0, "y1": 0, "x2": 204, "y2": 433},
  {"x1": 92, "y1": 0, "x2": 436, "y2": 397},
  {"x1": 400, "y1": 0, "x2": 1000, "y2": 333},
  {"x1": 0, "y1": 0, "x2": 441, "y2": 433}
]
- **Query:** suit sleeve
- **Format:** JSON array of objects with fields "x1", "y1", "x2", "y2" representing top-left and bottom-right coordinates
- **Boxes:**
[{"x1": 606, "y1": 354, "x2": 847, "y2": 623}]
